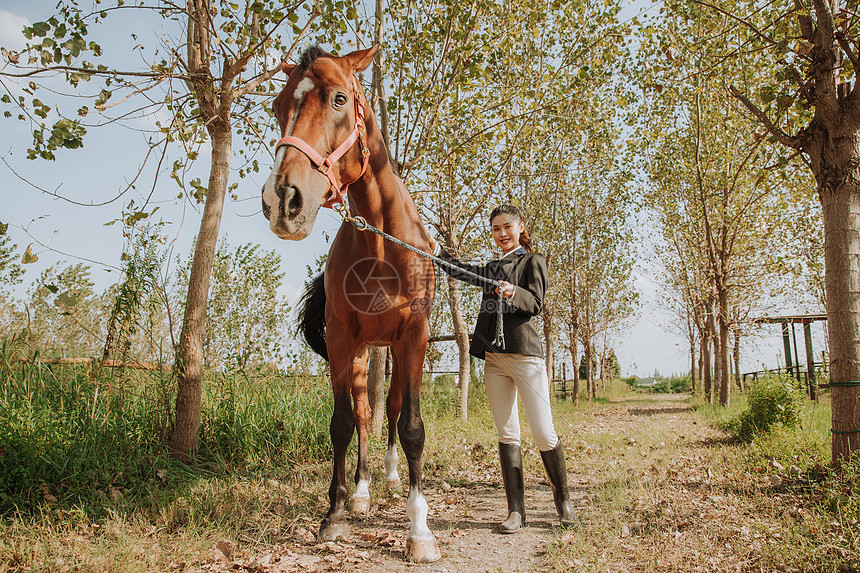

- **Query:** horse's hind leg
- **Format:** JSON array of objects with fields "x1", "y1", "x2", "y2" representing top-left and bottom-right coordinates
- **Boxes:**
[
  {"x1": 319, "y1": 338, "x2": 361, "y2": 542},
  {"x1": 392, "y1": 338, "x2": 440, "y2": 563},
  {"x1": 384, "y1": 372, "x2": 402, "y2": 490},
  {"x1": 349, "y1": 346, "x2": 372, "y2": 514}
]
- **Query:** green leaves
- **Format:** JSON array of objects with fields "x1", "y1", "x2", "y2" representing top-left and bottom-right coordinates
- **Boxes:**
[{"x1": 54, "y1": 291, "x2": 78, "y2": 310}]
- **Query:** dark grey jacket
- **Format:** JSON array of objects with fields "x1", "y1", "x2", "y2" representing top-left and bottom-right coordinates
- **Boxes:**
[{"x1": 438, "y1": 246, "x2": 547, "y2": 360}]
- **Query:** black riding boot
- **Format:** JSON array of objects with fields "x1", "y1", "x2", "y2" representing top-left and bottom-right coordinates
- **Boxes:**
[
  {"x1": 540, "y1": 439, "x2": 580, "y2": 528},
  {"x1": 498, "y1": 442, "x2": 525, "y2": 534}
]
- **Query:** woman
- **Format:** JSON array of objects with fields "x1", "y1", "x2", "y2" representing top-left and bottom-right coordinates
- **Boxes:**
[{"x1": 429, "y1": 204, "x2": 578, "y2": 533}]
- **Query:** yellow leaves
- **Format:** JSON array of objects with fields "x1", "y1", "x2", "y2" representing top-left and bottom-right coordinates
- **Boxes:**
[{"x1": 22, "y1": 244, "x2": 39, "y2": 264}]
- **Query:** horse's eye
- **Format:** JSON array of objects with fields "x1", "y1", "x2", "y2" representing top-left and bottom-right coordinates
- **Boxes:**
[{"x1": 334, "y1": 93, "x2": 348, "y2": 107}]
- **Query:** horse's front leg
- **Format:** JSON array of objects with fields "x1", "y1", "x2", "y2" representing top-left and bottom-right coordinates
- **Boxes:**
[
  {"x1": 319, "y1": 338, "x2": 361, "y2": 542},
  {"x1": 349, "y1": 346, "x2": 372, "y2": 514},
  {"x1": 384, "y1": 369, "x2": 402, "y2": 491},
  {"x1": 393, "y1": 334, "x2": 441, "y2": 563}
]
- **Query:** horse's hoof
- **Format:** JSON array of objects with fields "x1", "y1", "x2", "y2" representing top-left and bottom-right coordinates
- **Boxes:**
[
  {"x1": 406, "y1": 534, "x2": 441, "y2": 563},
  {"x1": 318, "y1": 522, "x2": 349, "y2": 542},
  {"x1": 386, "y1": 477, "x2": 402, "y2": 490},
  {"x1": 348, "y1": 495, "x2": 370, "y2": 514}
]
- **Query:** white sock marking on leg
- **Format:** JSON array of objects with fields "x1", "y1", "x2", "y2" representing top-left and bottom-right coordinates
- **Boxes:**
[
  {"x1": 385, "y1": 446, "x2": 400, "y2": 484},
  {"x1": 406, "y1": 487, "x2": 432, "y2": 540},
  {"x1": 352, "y1": 478, "x2": 370, "y2": 500}
]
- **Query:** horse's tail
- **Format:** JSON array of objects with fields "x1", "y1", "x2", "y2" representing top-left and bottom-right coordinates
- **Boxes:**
[{"x1": 298, "y1": 272, "x2": 329, "y2": 361}]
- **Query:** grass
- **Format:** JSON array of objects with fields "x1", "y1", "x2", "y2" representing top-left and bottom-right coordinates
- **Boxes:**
[
  {"x1": 0, "y1": 362, "x2": 333, "y2": 519},
  {"x1": 544, "y1": 390, "x2": 860, "y2": 572},
  {"x1": 2, "y1": 365, "x2": 860, "y2": 572}
]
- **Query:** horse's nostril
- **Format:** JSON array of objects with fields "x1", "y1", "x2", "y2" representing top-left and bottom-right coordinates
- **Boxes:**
[
  {"x1": 274, "y1": 184, "x2": 303, "y2": 220},
  {"x1": 286, "y1": 186, "x2": 303, "y2": 219},
  {"x1": 282, "y1": 186, "x2": 302, "y2": 220}
]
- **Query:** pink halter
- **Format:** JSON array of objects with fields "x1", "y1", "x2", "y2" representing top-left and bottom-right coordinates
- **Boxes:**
[{"x1": 274, "y1": 75, "x2": 370, "y2": 208}]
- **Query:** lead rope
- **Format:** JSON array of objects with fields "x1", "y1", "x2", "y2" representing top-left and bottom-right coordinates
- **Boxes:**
[{"x1": 333, "y1": 203, "x2": 506, "y2": 349}]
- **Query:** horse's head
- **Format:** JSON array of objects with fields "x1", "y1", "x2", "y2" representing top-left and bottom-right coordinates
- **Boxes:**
[{"x1": 262, "y1": 46, "x2": 378, "y2": 240}]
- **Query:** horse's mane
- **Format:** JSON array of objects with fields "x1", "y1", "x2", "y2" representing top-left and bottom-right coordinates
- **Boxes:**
[{"x1": 299, "y1": 45, "x2": 328, "y2": 72}]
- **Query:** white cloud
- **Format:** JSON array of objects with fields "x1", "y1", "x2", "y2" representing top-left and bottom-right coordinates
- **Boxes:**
[{"x1": 0, "y1": 10, "x2": 29, "y2": 52}]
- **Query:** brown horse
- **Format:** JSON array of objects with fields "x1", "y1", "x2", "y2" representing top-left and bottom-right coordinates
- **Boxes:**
[{"x1": 261, "y1": 46, "x2": 440, "y2": 562}]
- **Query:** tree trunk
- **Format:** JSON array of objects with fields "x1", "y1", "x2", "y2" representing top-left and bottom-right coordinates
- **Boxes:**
[
  {"x1": 701, "y1": 326, "x2": 712, "y2": 403},
  {"x1": 821, "y1": 184, "x2": 860, "y2": 464},
  {"x1": 733, "y1": 326, "x2": 742, "y2": 392},
  {"x1": 689, "y1": 333, "x2": 697, "y2": 393},
  {"x1": 367, "y1": 346, "x2": 386, "y2": 438},
  {"x1": 169, "y1": 126, "x2": 231, "y2": 459},
  {"x1": 585, "y1": 338, "x2": 595, "y2": 401},
  {"x1": 718, "y1": 282, "x2": 731, "y2": 406},
  {"x1": 543, "y1": 304, "x2": 554, "y2": 383},
  {"x1": 709, "y1": 294, "x2": 720, "y2": 405},
  {"x1": 570, "y1": 324, "x2": 579, "y2": 406},
  {"x1": 447, "y1": 275, "x2": 471, "y2": 421}
]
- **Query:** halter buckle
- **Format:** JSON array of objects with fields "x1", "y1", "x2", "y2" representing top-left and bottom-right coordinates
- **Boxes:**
[{"x1": 359, "y1": 132, "x2": 370, "y2": 158}]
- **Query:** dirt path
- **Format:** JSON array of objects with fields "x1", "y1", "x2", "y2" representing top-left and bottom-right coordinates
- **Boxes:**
[{"x1": 190, "y1": 394, "x2": 806, "y2": 572}]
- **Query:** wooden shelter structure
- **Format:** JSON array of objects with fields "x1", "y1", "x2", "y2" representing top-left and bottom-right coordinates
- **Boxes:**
[{"x1": 749, "y1": 314, "x2": 828, "y2": 399}]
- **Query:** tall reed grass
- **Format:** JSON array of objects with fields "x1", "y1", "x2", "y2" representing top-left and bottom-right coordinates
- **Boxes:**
[{"x1": 0, "y1": 361, "x2": 332, "y2": 517}]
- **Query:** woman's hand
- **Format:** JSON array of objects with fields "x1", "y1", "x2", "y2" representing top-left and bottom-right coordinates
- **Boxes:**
[{"x1": 496, "y1": 280, "x2": 515, "y2": 299}]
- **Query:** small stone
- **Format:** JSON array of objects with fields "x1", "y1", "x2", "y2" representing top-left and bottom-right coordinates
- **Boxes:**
[
  {"x1": 621, "y1": 523, "x2": 631, "y2": 538},
  {"x1": 292, "y1": 525, "x2": 316, "y2": 545},
  {"x1": 768, "y1": 475, "x2": 783, "y2": 487},
  {"x1": 216, "y1": 538, "x2": 234, "y2": 559}
]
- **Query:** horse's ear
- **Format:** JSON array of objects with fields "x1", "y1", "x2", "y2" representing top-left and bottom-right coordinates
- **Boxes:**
[
  {"x1": 281, "y1": 61, "x2": 296, "y2": 76},
  {"x1": 345, "y1": 45, "x2": 379, "y2": 73}
]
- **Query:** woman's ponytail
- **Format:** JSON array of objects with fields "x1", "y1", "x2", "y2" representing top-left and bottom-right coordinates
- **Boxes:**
[{"x1": 519, "y1": 228, "x2": 533, "y2": 252}]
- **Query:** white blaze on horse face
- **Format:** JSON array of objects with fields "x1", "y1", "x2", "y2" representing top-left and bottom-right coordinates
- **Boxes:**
[
  {"x1": 294, "y1": 77, "x2": 315, "y2": 104},
  {"x1": 262, "y1": 145, "x2": 286, "y2": 221}
]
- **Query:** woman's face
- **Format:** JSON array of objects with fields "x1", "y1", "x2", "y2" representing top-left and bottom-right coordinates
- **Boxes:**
[{"x1": 490, "y1": 213, "x2": 524, "y2": 253}]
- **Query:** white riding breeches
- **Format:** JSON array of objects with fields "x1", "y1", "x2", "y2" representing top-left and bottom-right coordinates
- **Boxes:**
[{"x1": 483, "y1": 352, "x2": 559, "y2": 451}]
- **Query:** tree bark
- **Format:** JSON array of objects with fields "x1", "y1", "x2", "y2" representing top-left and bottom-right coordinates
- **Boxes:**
[
  {"x1": 543, "y1": 304, "x2": 554, "y2": 383},
  {"x1": 447, "y1": 275, "x2": 471, "y2": 421},
  {"x1": 708, "y1": 293, "x2": 720, "y2": 405},
  {"x1": 718, "y1": 282, "x2": 731, "y2": 406},
  {"x1": 585, "y1": 337, "x2": 595, "y2": 401},
  {"x1": 821, "y1": 184, "x2": 860, "y2": 463},
  {"x1": 733, "y1": 325, "x2": 742, "y2": 392},
  {"x1": 367, "y1": 346, "x2": 387, "y2": 438},
  {"x1": 169, "y1": 126, "x2": 231, "y2": 459},
  {"x1": 702, "y1": 317, "x2": 712, "y2": 403},
  {"x1": 569, "y1": 323, "x2": 579, "y2": 405},
  {"x1": 689, "y1": 330, "x2": 697, "y2": 393}
]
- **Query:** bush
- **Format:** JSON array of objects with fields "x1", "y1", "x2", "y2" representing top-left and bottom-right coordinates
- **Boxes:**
[
  {"x1": 735, "y1": 374, "x2": 804, "y2": 441},
  {"x1": 646, "y1": 375, "x2": 690, "y2": 394}
]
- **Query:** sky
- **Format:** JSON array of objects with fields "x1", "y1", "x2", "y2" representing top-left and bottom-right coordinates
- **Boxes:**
[{"x1": 0, "y1": 0, "x2": 826, "y2": 378}]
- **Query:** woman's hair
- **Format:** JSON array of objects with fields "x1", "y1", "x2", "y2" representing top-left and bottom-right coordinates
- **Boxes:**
[{"x1": 489, "y1": 204, "x2": 532, "y2": 253}]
